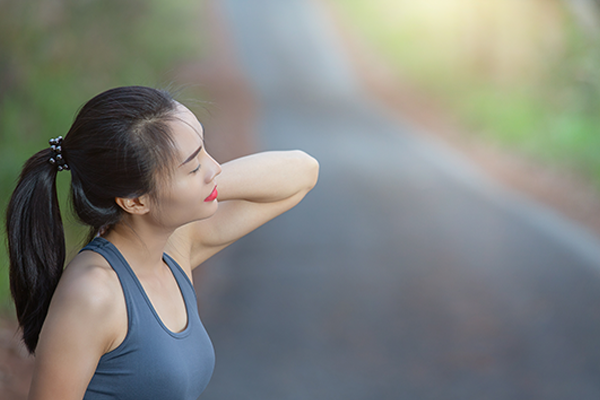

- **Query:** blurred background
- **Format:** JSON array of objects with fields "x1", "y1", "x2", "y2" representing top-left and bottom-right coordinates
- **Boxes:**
[
  {"x1": 328, "y1": 0, "x2": 600, "y2": 235},
  {"x1": 336, "y1": 0, "x2": 600, "y2": 169},
  {"x1": 2, "y1": 0, "x2": 600, "y2": 398}
]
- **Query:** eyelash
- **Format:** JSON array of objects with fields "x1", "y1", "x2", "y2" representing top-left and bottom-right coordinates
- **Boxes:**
[{"x1": 191, "y1": 164, "x2": 201, "y2": 174}]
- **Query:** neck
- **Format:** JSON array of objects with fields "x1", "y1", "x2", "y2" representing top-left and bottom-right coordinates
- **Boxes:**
[{"x1": 103, "y1": 217, "x2": 174, "y2": 274}]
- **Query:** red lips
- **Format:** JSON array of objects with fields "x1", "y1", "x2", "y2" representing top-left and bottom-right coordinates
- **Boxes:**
[{"x1": 204, "y1": 187, "x2": 218, "y2": 202}]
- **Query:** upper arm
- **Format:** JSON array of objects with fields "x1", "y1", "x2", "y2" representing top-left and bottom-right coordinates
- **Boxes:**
[
  {"x1": 28, "y1": 258, "x2": 125, "y2": 400},
  {"x1": 189, "y1": 190, "x2": 311, "y2": 265},
  {"x1": 168, "y1": 151, "x2": 319, "y2": 269}
]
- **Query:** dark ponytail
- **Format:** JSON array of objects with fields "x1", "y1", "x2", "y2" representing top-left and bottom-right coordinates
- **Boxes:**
[
  {"x1": 6, "y1": 148, "x2": 65, "y2": 353},
  {"x1": 5, "y1": 86, "x2": 180, "y2": 353}
]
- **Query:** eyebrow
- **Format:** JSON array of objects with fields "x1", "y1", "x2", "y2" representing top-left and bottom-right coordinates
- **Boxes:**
[
  {"x1": 179, "y1": 144, "x2": 203, "y2": 167},
  {"x1": 174, "y1": 116, "x2": 206, "y2": 167}
]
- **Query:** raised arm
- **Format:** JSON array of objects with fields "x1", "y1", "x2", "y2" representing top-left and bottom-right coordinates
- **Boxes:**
[
  {"x1": 171, "y1": 150, "x2": 319, "y2": 268},
  {"x1": 217, "y1": 150, "x2": 319, "y2": 204}
]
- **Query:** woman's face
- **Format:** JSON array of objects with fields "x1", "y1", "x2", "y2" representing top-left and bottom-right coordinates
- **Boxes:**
[{"x1": 149, "y1": 104, "x2": 222, "y2": 230}]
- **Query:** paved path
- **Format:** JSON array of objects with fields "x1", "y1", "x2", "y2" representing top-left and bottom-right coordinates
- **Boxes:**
[{"x1": 198, "y1": 1, "x2": 600, "y2": 399}]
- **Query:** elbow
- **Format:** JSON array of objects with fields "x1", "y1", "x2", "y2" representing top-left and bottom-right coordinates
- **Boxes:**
[
  {"x1": 294, "y1": 150, "x2": 319, "y2": 191},
  {"x1": 307, "y1": 154, "x2": 320, "y2": 190}
]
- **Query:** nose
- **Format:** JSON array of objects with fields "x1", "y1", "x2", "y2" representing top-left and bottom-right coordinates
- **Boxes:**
[{"x1": 205, "y1": 153, "x2": 222, "y2": 183}]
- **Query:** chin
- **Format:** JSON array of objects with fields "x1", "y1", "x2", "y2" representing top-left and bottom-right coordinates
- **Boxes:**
[{"x1": 195, "y1": 202, "x2": 219, "y2": 222}]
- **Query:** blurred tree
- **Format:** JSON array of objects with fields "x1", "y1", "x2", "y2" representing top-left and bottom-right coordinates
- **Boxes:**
[{"x1": 565, "y1": 0, "x2": 600, "y2": 38}]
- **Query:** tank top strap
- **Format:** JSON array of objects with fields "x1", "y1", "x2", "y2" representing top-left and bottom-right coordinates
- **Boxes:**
[
  {"x1": 80, "y1": 237, "x2": 198, "y2": 319},
  {"x1": 79, "y1": 237, "x2": 140, "y2": 303},
  {"x1": 162, "y1": 252, "x2": 198, "y2": 309}
]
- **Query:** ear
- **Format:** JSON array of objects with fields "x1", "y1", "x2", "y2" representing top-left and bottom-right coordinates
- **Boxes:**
[{"x1": 114, "y1": 195, "x2": 151, "y2": 215}]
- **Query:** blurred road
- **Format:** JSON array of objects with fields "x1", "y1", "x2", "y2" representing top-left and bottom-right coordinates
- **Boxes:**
[{"x1": 197, "y1": 1, "x2": 600, "y2": 399}]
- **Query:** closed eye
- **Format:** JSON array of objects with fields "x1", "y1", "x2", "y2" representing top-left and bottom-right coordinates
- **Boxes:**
[{"x1": 191, "y1": 164, "x2": 201, "y2": 174}]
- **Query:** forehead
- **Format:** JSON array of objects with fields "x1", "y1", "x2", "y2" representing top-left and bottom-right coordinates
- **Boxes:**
[{"x1": 170, "y1": 105, "x2": 204, "y2": 153}]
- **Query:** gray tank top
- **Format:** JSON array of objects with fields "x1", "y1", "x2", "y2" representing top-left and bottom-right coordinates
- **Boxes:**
[{"x1": 81, "y1": 237, "x2": 215, "y2": 400}]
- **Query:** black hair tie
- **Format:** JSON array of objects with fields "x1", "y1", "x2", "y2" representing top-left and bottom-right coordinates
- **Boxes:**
[{"x1": 48, "y1": 136, "x2": 69, "y2": 171}]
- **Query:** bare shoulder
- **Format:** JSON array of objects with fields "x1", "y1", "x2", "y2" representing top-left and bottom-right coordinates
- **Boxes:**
[
  {"x1": 30, "y1": 251, "x2": 127, "y2": 398},
  {"x1": 56, "y1": 250, "x2": 122, "y2": 311},
  {"x1": 40, "y1": 250, "x2": 126, "y2": 355}
]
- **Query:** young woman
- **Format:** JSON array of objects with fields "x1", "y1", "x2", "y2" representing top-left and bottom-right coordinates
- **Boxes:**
[{"x1": 5, "y1": 86, "x2": 319, "y2": 399}]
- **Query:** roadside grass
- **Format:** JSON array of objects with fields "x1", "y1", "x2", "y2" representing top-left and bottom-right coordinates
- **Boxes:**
[
  {"x1": 330, "y1": 0, "x2": 600, "y2": 186},
  {"x1": 0, "y1": 0, "x2": 207, "y2": 310}
]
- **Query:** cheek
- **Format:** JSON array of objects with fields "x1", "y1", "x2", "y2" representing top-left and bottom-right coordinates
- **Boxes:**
[
  {"x1": 168, "y1": 180, "x2": 198, "y2": 209},
  {"x1": 152, "y1": 182, "x2": 189, "y2": 218},
  {"x1": 152, "y1": 175, "x2": 215, "y2": 227},
  {"x1": 162, "y1": 179, "x2": 207, "y2": 216}
]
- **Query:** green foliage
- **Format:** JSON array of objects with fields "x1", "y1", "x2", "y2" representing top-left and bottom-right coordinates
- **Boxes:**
[
  {"x1": 332, "y1": 0, "x2": 600, "y2": 185},
  {"x1": 0, "y1": 0, "x2": 206, "y2": 309}
]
